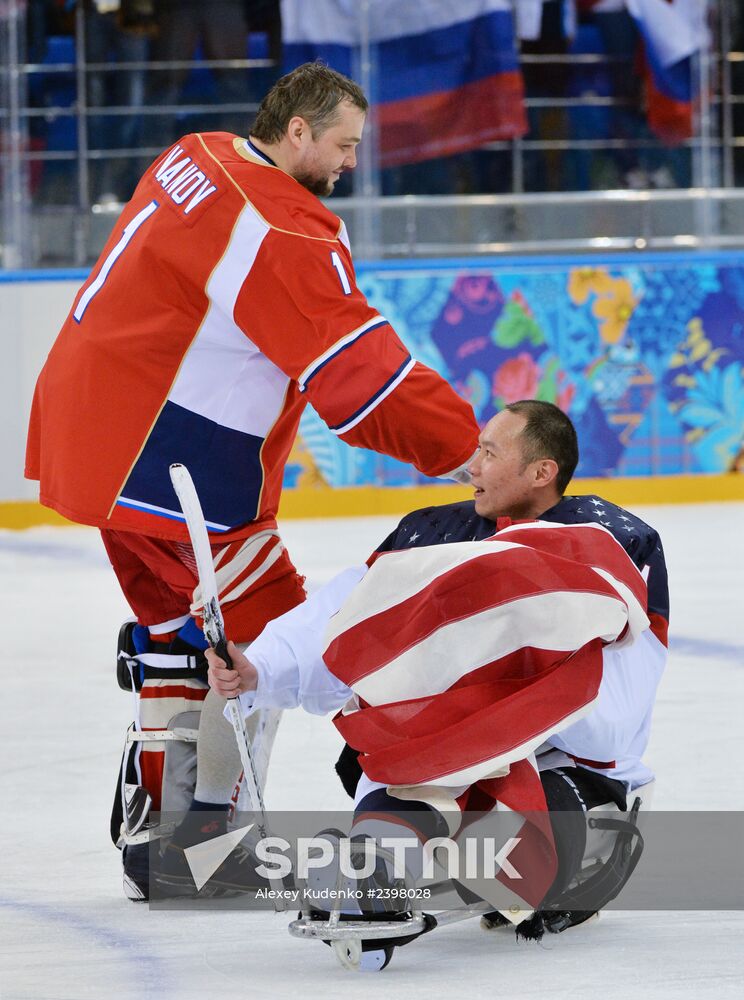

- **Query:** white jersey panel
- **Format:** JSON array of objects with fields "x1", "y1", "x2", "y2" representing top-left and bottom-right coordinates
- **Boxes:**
[
  {"x1": 167, "y1": 205, "x2": 290, "y2": 438},
  {"x1": 337, "y1": 220, "x2": 351, "y2": 253}
]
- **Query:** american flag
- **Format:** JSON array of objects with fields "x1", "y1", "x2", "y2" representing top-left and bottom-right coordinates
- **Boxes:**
[{"x1": 324, "y1": 520, "x2": 649, "y2": 909}]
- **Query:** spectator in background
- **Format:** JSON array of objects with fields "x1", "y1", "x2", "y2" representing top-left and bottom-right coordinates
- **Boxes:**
[
  {"x1": 148, "y1": 0, "x2": 251, "y2": 141},
  {"x1": 24, "y1": 1, "x2": 54, "y2": 196},
  {"x1": 518, "y1": 0, "x2": 576, "y2": 192},
  {"x1": 85, "y1": 1, "x2": 156, "y2": 203},
  {"x1": 520, "y1": 0, "x2": 690, "y2": 192},
  {"x1": 25, "y1": 0, "x2": 49, "y2": 64},
  {"x1": 245, "y1": 1, "x2": 282, "y2": 68},
  {"x1": 588, "y1": 0, "x2": 665, "y2": 190},
  {"x1": 565, "y1": 1, "x2": 625, "y2": 191},
  {"x1": 730, "y1": 1, "x2": 744, "y2": 187},
  {"x1": 242, "y1": 1, "x2": 283, "y2": 106},
  {"x1": 585, "y1": 0, "x2": 690, "y2": 189}
]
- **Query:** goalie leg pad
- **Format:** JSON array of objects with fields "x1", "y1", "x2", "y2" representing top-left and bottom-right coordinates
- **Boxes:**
[
  {"x1": 160, "y1": 710, "x2": 201, "y2": 816},
  {"x1": 111, "y1": 714, "x2": 201, "y2": 848},
  {"x1": 111, "y1": 619, "x2": 211, "y2": 844}
]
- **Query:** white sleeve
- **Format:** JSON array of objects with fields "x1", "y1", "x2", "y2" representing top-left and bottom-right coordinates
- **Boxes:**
[
  {"x1": 227, "y1": 566, "x2": 367, "y2": 719},
  {"x1": 547, "y1": 629, "x2": 667, "y2": 764}
]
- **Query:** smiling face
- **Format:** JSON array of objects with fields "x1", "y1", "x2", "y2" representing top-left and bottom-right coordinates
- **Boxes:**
[
  {"x1": 468, "y1": 410, "x2": 560, "y2": 521},
  {"x1": 289, "y1": 99, "x2": 365, "y2": 196}
]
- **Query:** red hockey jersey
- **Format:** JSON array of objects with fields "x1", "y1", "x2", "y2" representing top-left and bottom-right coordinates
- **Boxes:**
[{"x1": 26, "y1": 133, "x2": 478, "y2": 542}]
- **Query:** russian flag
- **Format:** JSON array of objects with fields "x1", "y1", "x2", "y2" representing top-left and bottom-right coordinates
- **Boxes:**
[
  {"x1": 281, "y1": 0, "x2": 526, "y2": 168},
  {"x1": 626, "y1": 0, "x2": 704, "y2": 145}
]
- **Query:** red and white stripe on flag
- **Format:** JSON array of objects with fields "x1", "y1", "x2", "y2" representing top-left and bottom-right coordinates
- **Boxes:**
[
  {"x1": 325, "y1": 521, "x2": 648, "y2": 911},
  {"x1": 325, "y1": 521, "x2": 649, "y2": 789}
]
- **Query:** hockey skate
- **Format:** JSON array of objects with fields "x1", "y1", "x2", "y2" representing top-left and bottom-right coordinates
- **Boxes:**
[
  {"x1": 122, "y1": 842, "x2": 150, "y2": 902},
  {"x1": 152, "y1": 827, "x2": 278, "y2": 899}
]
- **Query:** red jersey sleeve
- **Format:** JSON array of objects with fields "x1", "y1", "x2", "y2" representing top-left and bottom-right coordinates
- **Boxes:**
[{"x1": 233, "y1": 228, "x2": 478, "y2": 478}]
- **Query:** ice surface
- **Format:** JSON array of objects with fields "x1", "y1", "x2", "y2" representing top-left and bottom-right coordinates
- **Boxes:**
[{"x1": 1, "y1": 505, "x2": 743, "y2": 999}]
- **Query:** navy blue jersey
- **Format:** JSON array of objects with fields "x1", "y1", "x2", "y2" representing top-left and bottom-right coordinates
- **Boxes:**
[{"x1": 378, "y1": 496, "x2": 669, "y2": 638}]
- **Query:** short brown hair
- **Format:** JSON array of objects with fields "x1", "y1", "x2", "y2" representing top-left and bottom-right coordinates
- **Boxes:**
[
  {"x1": 251, "y1": 62, "x2": 368, "y2": 143},
  {"x1": 506, "y1": 400, "x2": 579, "y2": 494}
]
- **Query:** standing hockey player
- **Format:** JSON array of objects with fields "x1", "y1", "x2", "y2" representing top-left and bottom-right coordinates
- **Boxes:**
[
  {"x1": 25, "y1": 62, "x2": 479, "y2": 900},
  {"x1": 205, "y1": 401, "x2": 669, "y2": 968}
]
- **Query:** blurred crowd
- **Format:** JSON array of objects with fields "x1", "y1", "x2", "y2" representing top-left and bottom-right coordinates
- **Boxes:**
[
  {"x1": 23, "y1": 0, "x2": 282, "y2": 203},
  {"x1": 14, "y1": 0, "x2": 744, "y2": 205}
]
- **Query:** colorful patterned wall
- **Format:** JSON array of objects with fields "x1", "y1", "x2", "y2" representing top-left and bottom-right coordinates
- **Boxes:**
[{"x1": 285, "y1": 252, "x2": 744, "y2": 488}]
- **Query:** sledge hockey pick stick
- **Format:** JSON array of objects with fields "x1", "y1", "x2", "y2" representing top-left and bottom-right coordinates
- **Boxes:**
[{"x1": 169, "y1": 463, "x2": 285, "y2": 909}]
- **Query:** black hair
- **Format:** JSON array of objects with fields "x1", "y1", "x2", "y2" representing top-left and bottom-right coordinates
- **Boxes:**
[{"x1": 505, "y1": 400, "x2": 579, "y2": 494}]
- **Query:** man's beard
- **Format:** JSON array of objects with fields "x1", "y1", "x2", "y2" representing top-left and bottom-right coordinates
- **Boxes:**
[{"x1": 293, "y1": 170, "x2": 335, "y2": 197}]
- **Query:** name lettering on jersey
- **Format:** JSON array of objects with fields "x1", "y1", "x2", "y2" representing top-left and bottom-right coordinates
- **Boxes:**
[{"x1": 154, "y1": 144, "x2": 217, "y2": 215}]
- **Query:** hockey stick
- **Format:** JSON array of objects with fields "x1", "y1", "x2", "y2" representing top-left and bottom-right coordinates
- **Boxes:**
[{"x1": 169, "y1": 463, "x2": 285, "y2": 908}]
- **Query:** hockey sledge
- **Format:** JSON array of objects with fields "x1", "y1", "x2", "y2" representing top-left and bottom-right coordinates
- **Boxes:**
[{"x1": 289, "y1": 782, "x2": 653, "y2": 971}]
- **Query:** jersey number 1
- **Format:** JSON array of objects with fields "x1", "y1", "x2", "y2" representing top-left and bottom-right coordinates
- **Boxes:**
[
  {"x1": 73, "y1": 200, "x2": 159, "y2": 323},
  {"x1": 330, "y1": 250, "x2": 352, "y2": 295}
]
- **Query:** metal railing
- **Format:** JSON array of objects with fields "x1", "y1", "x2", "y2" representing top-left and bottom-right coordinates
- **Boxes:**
[
  {"x1": 333, "y1": 187, "x2": 744, "y2": 257},
  {"x1": 1, "y1": 0, "x2": 742, "y2": 266}
]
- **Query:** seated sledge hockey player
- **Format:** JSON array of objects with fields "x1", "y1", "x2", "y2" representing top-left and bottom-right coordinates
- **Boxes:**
[{"x1": 203, "y1": 401, "x2": 669, "y2": 968}]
